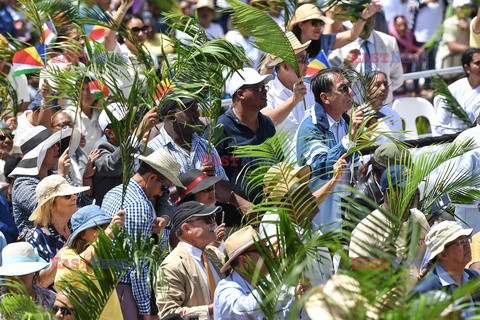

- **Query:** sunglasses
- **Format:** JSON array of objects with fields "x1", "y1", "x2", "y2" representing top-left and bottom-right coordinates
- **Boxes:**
[
  {"x1": 329, "y1": 83, "x2": 351, "y2": 94},
  {"x1": 54, "y1": 121, "x2": 73, "y2": 129},
  {"x1": 297, "y1": 54, "x2": 309, "y2": 65},
  {"x1": 131, "y1": 25, "x2": 149, "y2": 34},
  {"x1": 161, "y1": 182, "x2": 170, "y2": 192},
  {"x1": 0, "y1": 134, "x2": 13, "y2": 141},
  {"x1": 309, "y1": 19, "x2": 325, "y2": 27},
  {"x1": 241, "y1": 84, "x2": 268, "y2": 93},
  {"x1": 62, "y1": 194, "x2": 74, "y2": 200},
  {"x1": 200, "y1": 185, "x2": 214, "y2": 193},
  {"x1": 187, "y1": 214, "x2": 216, "y2": 224},
  {"x1": 447, "y1": 236, "x2": 472, "y2": 248},
  {"x1": 54, "y1": 306, "x2": 72, "y2": 316}
]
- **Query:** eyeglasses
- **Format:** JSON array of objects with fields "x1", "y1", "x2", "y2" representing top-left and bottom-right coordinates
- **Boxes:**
[
  {"x1": 131, "y1": 25, "x2": 149, "y2": 34},
  {"x1": 447, "y1": 236, "x2": 472, "y2": 247},
  {"x1": 297, "y1": 54, "x2": 309, "y2": 65},
  {"x1": 241, "y1": 84, "x2": 268, "y2": 93},
  {"x1": 161, "y1": 182, "x2": 170, "y2": 192},
  {"x1": 0, "y1": 134, "x2": 13, "y2": 141},
  {"x1": 54, "y1": 121, "x2": 73, "y2": 129},
  {"x1": 200, "y1": 185, "x2": 214, "y2": 193},
  {"x1": 54, "y1": 306, "x2": 72, "y2": 316},
  {"x1": 187, "y1": 214, "x2": 216, "y2": 224},
  {"x1": 309, "y1": 19, "x2": 325, "y2": 27},
  {"x1": 330, "y1": 83, "x2": 351, "y2": 94}
]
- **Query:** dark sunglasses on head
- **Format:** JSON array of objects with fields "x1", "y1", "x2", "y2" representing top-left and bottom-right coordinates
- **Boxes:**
[
  {"x1": 241, "y1": 84, "x2": 268, "y2": 93},
  {"x1": 0, "y1": 134, "x2": 13, "y2": 141},
  {"x1": 54, "y1": 306, "x2": 72, "y2": 316},
  {"x1": 131, "y1": 25, "x2": 149, "y2": 34},
  {"x1": 309, "y1": 19, "x2": 325, "y2": 27}
]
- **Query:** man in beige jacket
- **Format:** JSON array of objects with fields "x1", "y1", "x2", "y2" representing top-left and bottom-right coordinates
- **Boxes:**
[{"x1": 157, "y1": 201, "x2": 225, "y2": 319}]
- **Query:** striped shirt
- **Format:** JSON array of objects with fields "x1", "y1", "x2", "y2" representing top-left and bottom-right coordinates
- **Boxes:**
[
  {"x1": 148, "y1": 126, "x2": 228, "y2": 180},
  {"x1": 101, "y1": 178, "x2": 154, "y2": 315}
]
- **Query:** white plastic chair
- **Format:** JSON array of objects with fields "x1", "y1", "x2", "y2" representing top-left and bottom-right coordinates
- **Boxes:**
[{"x1": 392, "y1": 97, "x2": 437, "y2": 140}]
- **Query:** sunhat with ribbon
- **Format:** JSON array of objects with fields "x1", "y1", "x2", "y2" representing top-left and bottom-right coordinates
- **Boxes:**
[
  {"x1": 265, "y1": 31, "x2": 312, "y2": 68},
  {"x1": 0, "y1": 242, "x2": 51, "y2": 276},
  {"x1": 288, "y1": 4, "x2": 334, "y2": 30},
  {"x1": 221, "y1": 225, "x2": 265, "y2": 273},
  {"x1": 134, "y1": 148, "x2": 184, "y2": 188},
  {"x1": 176, "y1": 169, "x2": 222, "y2": 204},
  {"x1": 426, "y1": 220, "x2": 473, "y2": 262},
  {"x1": 29, "y1": 174, "x2": 90, "y2": 222},
  {"x1": 67, "y1": 205, "x2": 112, "y2": 246},
  {"x1": 10, "y1": 126, "x2": 80, "y2": 177}
]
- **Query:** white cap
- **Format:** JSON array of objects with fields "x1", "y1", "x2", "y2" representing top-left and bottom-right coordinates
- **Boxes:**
[
  {"x1": 452, "y1": 0, "x2": 472, "y2": 8},
  {"x1": 98, "y1": 103, "x2": 128, "y2": 131},
  {"x1": 228, "y1": 68, "x2": 274, "y2": 96}
]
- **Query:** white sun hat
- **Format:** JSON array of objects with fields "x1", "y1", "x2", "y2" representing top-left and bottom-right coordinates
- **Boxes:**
[{"x1": 0, "y1": 242, "x2": 51, "y2": 276}]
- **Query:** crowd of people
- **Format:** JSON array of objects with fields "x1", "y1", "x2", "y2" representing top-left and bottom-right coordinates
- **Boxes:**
[{"x1": 1, "y1": 0, "x2": 480, "y2": 319}]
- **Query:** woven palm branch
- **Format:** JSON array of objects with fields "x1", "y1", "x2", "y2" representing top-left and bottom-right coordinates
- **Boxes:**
[
  {"x1": 432, "y1": 75, "x2": 472, "y2": 129},
  {"x1": 226, "y1": 0, "x2": 301, "y2": 77}
]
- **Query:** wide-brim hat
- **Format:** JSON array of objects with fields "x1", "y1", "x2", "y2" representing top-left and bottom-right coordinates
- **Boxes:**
[
  {"x1": 172, "y1": 201, "x2": 222, "y2": 231},
  {"x1": 266, "y1": 31, "x2": 312, "y2": 68},
  {"x1": 0, "y1": 242, "x2": 51, "y2": 276},
  {"x1": 10, "y1": 127, "x2": 80, "y2": 177},
  {"x1": 228, "y1": 67, "x2": 274, "y2": 96},
  {"x1": 67, "y1": 205, "x2": 112, "y2": 246},
  {"x1": 263, "y1": 163, "x2": 311, "y2": 201},
  {"x1": 426, "y1": 220, "x2": 473, "y2": 262},
  {"x1": 134, "y1": 148, "x2": 184, "y2": 188},
  {"x1": 176, "y1": 169, "x2": 222, "y2": 203},
  {"x1": 288, "y1": 4, "x2": 334, "y2": 30},
  {"x1": 29, "y1": 174, "x2": 90, "y2": 222},
  {"x1": 192, "y1": 0, "x2": 215, "y2": 11},
  {"x1": 98, "y1": 102, "x2": 128, "y2": 131},
  {"x1": 221, "y1": 225, "x2": 265, "y2": 273}
]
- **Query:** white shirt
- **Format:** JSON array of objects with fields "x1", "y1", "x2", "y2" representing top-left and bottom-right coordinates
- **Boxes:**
[
  {"x1": 204, "y1": 23, "x2": 224, "y2": 39},
  {"x1": 6, "y1": 63, "x2": 30, "y2": 110},
  {"x1": 374, "y1": 105, "x2": 405, "y2": 144},
  {"x1": 13, "y1": 111, "x2": 35, "y2": 150},
  {"x1": 64, "y1": 107, "x2": 102, "y2": 154},
  {"x1": 182, "y1": 241, "x2": 221, "y2": 302},
  {"x1": 414, "y1": 0, "x2": 445, "y2": 43},
  {"x1": 434, "y1": 77, "x2": 480, "y2": 135}
]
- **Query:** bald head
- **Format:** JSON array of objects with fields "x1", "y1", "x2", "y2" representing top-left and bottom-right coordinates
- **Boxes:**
[{"x1": 51, "y1": 111, "x2": 73, "y2": 133}]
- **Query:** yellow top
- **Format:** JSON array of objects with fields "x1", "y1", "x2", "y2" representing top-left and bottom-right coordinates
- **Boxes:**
[
  {"x1": 54, "y1": 248, "x2": 123, "y2": 320},
  {"x1": 470, "y1": 17, "x2": 480, "y2": 48}
]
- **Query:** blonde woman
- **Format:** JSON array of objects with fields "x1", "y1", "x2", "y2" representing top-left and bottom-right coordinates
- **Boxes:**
[
  {"x1": 55, "y1": 205, "x2": 125, "y2": 319},
  {"x1": 26, "y1": 174, "x2": 89, "y2": 287}
]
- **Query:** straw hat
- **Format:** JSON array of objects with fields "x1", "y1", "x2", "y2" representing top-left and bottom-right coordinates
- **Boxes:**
[
  {"x1": 426, "y1": 221, "x2": 473, "y2": 262},
  {"x1": 288, "y1": 4, "x2": 334, "y2": 30},
  {"x1": 10, "y1": 126, "x2": 80, "y2": 177},
  {"x1": 265, "y1": 31, "x2": 312, "y2": 68},
  {"x1": 305, "y1": 274, "x2": 377, "y2": 320},
  {"x1": 134, "y1": 148, "x2": 184, "y2": 188},
  {"x1": 263, "y1": 163, "x2": 311, "y2": 200},
  {"x1": 67, "y1": 205, "x2": 112, "y2": 246},
  {"x1": 221, "y1": 226, "x2": 262, "y2": 272},
  {"x1": 0, "y1": 242, "x2": 51, "y2": 276},
  {"x1": 176, "y1": 169, "x2": 222, "y2": 204},
  {"x1": 29, "y1": 174, "x2": 90, "y2": 222}
]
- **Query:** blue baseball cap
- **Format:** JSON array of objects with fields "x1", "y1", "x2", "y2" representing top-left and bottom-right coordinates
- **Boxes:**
[
  {"x1": 67, "y1": 205, "x2": 112, "y2": 246},
  {"x1": 380, "y1": 165, "x2": 408, "y2": 192}
]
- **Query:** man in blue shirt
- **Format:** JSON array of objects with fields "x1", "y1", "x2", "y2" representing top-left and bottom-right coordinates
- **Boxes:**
[
  {"x1": 101, "y1": 148, "x2": 183, "y2": 320},
  {"x1": 209, "y1": 68, "x2": 275, "y2": 206},
  {"x1": 296, "y1": 67, "x2": 365, "y2": 232},
  {"x1": 411, "y1": 221, "x2": 480, "y2": 318}
]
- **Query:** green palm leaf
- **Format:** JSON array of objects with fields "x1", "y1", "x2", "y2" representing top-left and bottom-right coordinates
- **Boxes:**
[{"x1": 226, "y1": 0, "x2": 300, "y2": 76}]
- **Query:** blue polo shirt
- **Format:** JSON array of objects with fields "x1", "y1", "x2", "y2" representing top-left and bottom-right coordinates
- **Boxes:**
[{"x1": 206, "y1": 107, "x2": 276, "y2": 204}]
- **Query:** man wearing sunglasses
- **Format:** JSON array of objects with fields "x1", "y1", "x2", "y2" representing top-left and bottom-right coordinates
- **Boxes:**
[
  {"x1": 410, "y1": 221, "x2": 480, "y2": 318},
  {"x1": 262, "y1": 32, "x2": 315, "y2": 150},
  {"x1": 296, "y1": 67, "x2": 364, "y2": 233},
  {"x1": 102, "y1": 149, "x2": 183, "y2": 320},
  {"x1": 157, "y1": 201, "x2": 225, "y2": 320}
]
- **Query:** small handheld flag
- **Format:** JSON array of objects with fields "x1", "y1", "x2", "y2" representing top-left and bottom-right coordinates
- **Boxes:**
[
  {"x1": 84, "y1": 25, "x2": 107, "y2": 43},
  {"x1": 306, "y1": 50, "x2": 331, "y2": 77},
  {"x1": 154, "y1": 79, "x2": 175, "y2": 104},
  {"x1": 12, "y1": 44, "x2": 46, "y2": 77},
  {"x1": 41, "y1": 20, "x2": 57, "y2": 45},
  {"x1": 89, "y1": 80, "x2": 110, "y2": 99}
]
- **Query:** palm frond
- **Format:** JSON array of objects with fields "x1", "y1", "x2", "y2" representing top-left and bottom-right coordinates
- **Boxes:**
[
  {"x1": 432, "y1": 75, "x2": 472, "y2": 129},
  {"x1": 226, "y1": 0, "x2": 300, "y2": 76}
]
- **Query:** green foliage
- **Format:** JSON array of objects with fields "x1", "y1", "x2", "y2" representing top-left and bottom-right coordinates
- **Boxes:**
[
  {"x1": 0, "y1": 280, "x2": 54, "y2": 319},
  {"x1": 432, "y1": 75, "x2": 472, "y2": 130},
  {"x1": 226, "y1": 0, "x2": 301, "y2": 76}
]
